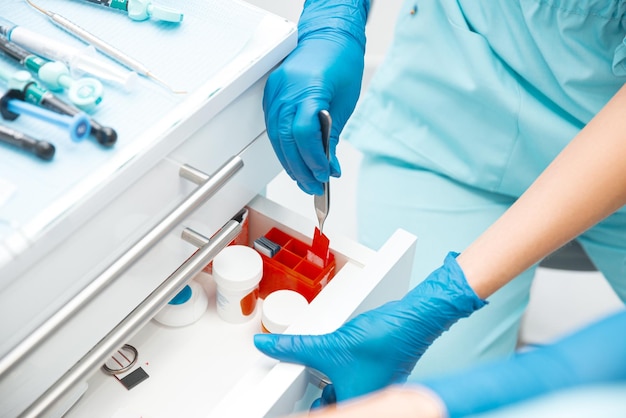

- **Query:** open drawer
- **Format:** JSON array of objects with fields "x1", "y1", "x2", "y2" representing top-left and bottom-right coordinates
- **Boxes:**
[{"x1": 64, "y1": 196, "x2": 417, "y2": 418}]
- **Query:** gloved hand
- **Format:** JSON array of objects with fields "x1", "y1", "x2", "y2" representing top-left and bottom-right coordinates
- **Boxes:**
[
  {"x1": 420, "y1": 309, "x2": 626, "y2": 417},
  {"x1": 263, "y1": 0, "x2": 369, "y2": 195},
  {"x1": 254, "y1": 252, "x2": 487, "y2": 402}
]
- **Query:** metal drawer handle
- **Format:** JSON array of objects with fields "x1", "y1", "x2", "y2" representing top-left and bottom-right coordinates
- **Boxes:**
[
  {"x1": 24, "y1": 220, "x2": 243, "y2": 417},
  {"x1": 0, "y1": 156, "x2": 243, "y2": 381}
]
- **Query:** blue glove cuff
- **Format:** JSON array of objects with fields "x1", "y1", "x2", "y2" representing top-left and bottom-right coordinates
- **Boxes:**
[
  {"x1": 298, "y1": 0, "x2": 369, "y2": 50},
  {"x1": 421, "y1": 310, "x2": 626, "y2": 417},
  {"x1": 402, "y1": 252, "x2": 487, "y2": 336}
]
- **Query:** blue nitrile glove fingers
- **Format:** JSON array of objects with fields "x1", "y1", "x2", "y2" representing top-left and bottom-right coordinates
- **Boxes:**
[
  {"x1": 263, "y1": 0, "x2": 369, "y2": 195},
  {"x1": 311, "y1": 384, "x2": 337, "y2": 410},
  {"x1": 254, "y1": 252, "x2": 487, "y2": 401},
  {"x1": 421, "y1": 309, "x2": 626, "y2": 418}
]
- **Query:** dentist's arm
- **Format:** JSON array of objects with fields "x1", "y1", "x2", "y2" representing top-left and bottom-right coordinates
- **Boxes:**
[
  {"x1": 256, "y1": 83, "x2": 626, "y2": 412},
  {"x1": 263, "y1": 0, "x2": 369, "y2": 195},
  {"x1": 292, "y1": 310, "x2": 626, "y2": 418},
  {"x1": 459, "y1": 83, "x2": 626, "y2": 298}
]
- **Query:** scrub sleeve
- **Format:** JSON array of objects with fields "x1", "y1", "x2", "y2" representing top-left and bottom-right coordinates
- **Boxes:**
[
  {"x1": 468, "y1": 384, "x2": 626, "y2": 418},
  {"x1": 342, "y1": 0, "x2": 626, "y2": 380}
]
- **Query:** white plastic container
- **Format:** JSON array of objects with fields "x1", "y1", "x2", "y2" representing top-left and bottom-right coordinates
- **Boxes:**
[
  {"x1": 212, "y1": 245, "x2": 263, "y2": 323},
  {"x1": 153, "y1": 280, "x2": 208, "y2": 327},
  {"x1": 261, "y1": 290, "x2": 310, "y2": 334}
]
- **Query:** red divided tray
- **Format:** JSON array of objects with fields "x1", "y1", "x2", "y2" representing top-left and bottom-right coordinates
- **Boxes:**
[{"x1": 257, "y1": 227, "x2": 336, "y2": 303}]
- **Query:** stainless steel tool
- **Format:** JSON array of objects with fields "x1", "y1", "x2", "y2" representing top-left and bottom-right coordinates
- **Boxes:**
[{"x1": 314, "y1": 109, "x2": 332, "y2": 233}]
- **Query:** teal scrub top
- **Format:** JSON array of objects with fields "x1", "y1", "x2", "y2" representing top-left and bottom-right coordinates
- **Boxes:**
[{"x1": 344, "y1": 0, "x2": 626, "y2": 198}]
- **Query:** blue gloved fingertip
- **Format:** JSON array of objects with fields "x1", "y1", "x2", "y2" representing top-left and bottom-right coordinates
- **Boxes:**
[
  {"x1": 310, "y1": 384, "x2": 337, "y2": 411},
  {"x1": 321, "y1": 383, "x2": 337, "y2": 404},
  {"x1": 313, "y1": 170, "x2": 330, "y2": 184},
  {"x1": 253, "y1": 333, "x2": 276, "y2": 351},
  {"x1": 310, "y1": 398, "x2": 322, "y2": 410},
  {"x1": 297, "y1": 180, "x2": 323, "y2": 195}
]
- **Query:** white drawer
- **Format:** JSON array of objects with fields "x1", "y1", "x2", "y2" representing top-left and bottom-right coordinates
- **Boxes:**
[{"x1": 64, "y1": 196, "x2": 417, "y2": 418}]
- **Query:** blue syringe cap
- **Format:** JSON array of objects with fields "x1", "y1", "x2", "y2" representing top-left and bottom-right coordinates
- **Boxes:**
[{"x1": 68, "y1": 112, "x2": 91, "y2": 142}]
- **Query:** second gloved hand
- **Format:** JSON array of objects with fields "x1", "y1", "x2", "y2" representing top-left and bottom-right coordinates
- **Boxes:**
[
  {"x1": 263, "y1": 0, "x2": 369, "y2": 195},
  {"x1": 254, "y1": 252, "x2": 487, "y2": 402}
]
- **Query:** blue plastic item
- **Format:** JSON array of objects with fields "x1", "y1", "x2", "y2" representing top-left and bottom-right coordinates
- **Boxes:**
[
  {"x1": 2, "y1": 95, "x2": 90, "y2": 142},
  {"x1": 168, "y1": 285, "x2": 192, "y2": 305}
]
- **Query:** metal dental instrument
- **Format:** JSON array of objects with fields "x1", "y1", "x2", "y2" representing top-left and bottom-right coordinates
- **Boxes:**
[
  {"x1": 24, "y1": 0, "x2": 186, "y2": 94},
  {"x1": 314, "y1": 109, "x2": 332, "y2": 234}
]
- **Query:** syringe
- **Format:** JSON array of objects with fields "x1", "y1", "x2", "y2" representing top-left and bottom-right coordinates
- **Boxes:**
[
  {"x1": 23, "y1": 1, "x2": 185, "y2": 94},
  {"x1": 0, "y1": 66, "x2": 117, "y2": 147},
  {"x1": 0, "y1": 34, "x2": 103, "y2": 112},
  {"x1": 0, "y1": 18, "x2": 137, "y2": 91},
  {"x1": 1, "y1": 89, "x2": 91, "y2": 143}
]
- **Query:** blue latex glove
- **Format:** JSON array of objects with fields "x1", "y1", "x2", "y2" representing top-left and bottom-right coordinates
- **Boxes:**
[
  {"x1": 254, "y1": 252, "x2": 487, "y2": 402},
  {"x1": 263, "y1": 0, "x2": 369, "y2": 195},
  {"x1": 420, "y1": 309, "x2": 626, "y2": 417}
]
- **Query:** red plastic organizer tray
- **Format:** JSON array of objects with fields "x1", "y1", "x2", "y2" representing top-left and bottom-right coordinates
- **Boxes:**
[{"x1": 257, "y1": 227, "x2": 336, "y2": 303}]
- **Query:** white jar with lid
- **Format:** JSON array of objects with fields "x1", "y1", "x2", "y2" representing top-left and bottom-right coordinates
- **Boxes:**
[
  {"x1": 261, "y1": 290, "x2": 309, "y2": 334},
  {"x1": 212, "y1": 245, "x2": 263, "y2": 323}
]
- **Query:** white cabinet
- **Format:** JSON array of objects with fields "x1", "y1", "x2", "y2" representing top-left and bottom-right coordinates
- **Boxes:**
[{"x1": 0, "y1": 1, "x2": 416, "y2": 417}]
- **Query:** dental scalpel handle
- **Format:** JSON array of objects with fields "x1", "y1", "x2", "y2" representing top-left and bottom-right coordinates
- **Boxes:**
[
  {"x1": 0, "y1": 123, "x2": 55, "y2": 160},
  {"x1": 314, "y1": 110, "x2": 332, "y2": 233}
]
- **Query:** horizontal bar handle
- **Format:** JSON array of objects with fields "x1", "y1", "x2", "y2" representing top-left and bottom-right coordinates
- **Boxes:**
[
  {"x1": 23, "y1": 220, "x2": 243, "y2": 417},
  {"x1": 0, "y1": 156, "x2": 243, "y2": 381}
]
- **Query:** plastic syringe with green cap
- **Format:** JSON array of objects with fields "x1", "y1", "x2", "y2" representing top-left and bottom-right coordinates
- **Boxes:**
[
  {"x1": 0, "y1": 18, "x2": 137, "y2": 92},
  {"x1": 0, "y1": 33, "x2": 103, "y2": 112},
  {"x1": 0, "y1": 65, "x2": 117, "y2": 147}
]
